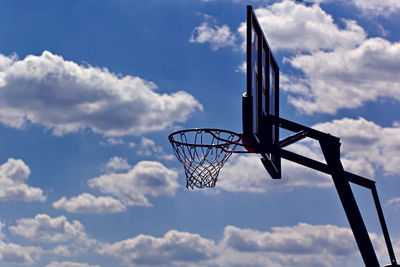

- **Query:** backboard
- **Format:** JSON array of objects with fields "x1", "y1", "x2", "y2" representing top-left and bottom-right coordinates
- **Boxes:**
[{"x1": 243, "y1": 5, "x2": 281, "y2": 179}]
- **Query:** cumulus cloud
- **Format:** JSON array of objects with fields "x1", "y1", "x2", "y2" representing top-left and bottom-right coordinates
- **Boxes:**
[
  {"x1": 0, "y1": 158, "x2": 46, "y2": 202},
  {"x1": 136, "y1": 137, "x2": 160, "y2": 156},
  {"x1": 97, "y1": 230, "x2": 217, "y2": 266},
  {"x1": 88, "y1": 161, "x2": 179, "y2": 207},
  {"x1": 136, "y1": 137, "x2": 174, "y2": 160},
  {"x1": 284, "y1": 38, "x2": 400, "y2": 114},
  {"x1": 53, "y1": 193, "x2": 126, "y2": 214},
  {"x1": 222, "y1": 223, "x2": 356, "y2": 255},
  {"x1": 303, "y1": 0, "x2": 330, "y2": 3},
  {"x1": 95, "y1": 223, "x2": 390, "y2": 266},
  {"x1": 217, "y1": 223, "x2": 386, "y2": 267},
  {"x1": 190, "y1": 17, "x2": 236, "y2": 50},
  {"x1": 9, "y1": 214, "x2": 91, "y2": 244},
  {"x1": 0, "y1": 221, "x2": 43, "y2": 264},
  {"x1": 100, "y1": 137, "x2": 125, "y2": 146},
  {"x1": 55, "y1": 160, "x2": 179, "y2": 213},
  {"x1": 352, "y1": 0, "x2": 400, "y2": 16},
  {"x1": 46, "y1": 261, "x2": 99, "y2": 267},
  {"x1": 51, "y1": 245, "x2": 73, "y2": 257},
  {"x1": 0, "y1": 51, "x2": 202, "y2": 136},
  {"x1": 218, "y1": 151, "x2": 331, "y2": 193},
  {"x1": 387, "y1": 197, "x2": 400, "y2": 209},
  {"x1": 237, "y1": 0, "x2": 366, "y2": 52},
  {"x1": 0, "y1": 242, "x2": 43, "y2": 265},
  {"x1": 314, "y1": 117, "x2": 400, "y2": 177},
  {"x1": 104, "y1": 157, "x2": 132, "y2": 173}
]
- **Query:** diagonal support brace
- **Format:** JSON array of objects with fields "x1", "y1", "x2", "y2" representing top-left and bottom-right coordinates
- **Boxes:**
[{"x1": 320, "y1": 138, "x2": 379, "y2": 267}]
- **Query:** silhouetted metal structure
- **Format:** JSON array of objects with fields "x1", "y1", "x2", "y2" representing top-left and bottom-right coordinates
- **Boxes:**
[
  {"x1": 170, "y1": 5, "x2": 399, "y2": 266},
  {"x1": 243, "y1": 6, "x2": 399, "y2": 265},
  {"x1": 269, "y1": 114, "x2": 398, "y2": 267}
]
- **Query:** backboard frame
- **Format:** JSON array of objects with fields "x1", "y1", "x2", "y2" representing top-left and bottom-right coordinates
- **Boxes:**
[{"x1": 243, "y1": 5, "x2": 281, "y2": 178}]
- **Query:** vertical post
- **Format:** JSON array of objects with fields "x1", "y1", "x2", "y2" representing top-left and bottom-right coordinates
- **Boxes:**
[
  {"x1": 320, "y1": 137, "x2": 379, "y2": 267},
  {"x1": 372, "y1": 186, "x2": 398, "y2": 266}
]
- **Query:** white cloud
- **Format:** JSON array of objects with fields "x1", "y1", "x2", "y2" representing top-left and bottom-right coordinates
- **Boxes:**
[
  {"x1": 237, "y1": 1, "x2": 366, "y2": 52},
  {"x1": 387, "y1": 197, "x2": 400, "y2": 209},
  {"x1": 0, "y1": 51, "x2": 202, "y2": 136},
  {"x1": 0, "y1": 241, "x2": 43, "y2": 265},
  {"x1": 9, "y1": 214, "x2": 91, "y2": 244},
  {"x1": 190, "y1": 20, "x2": 236, "y2": 50},
  {"x1": 53, "y1": 193, "x2": 126, "y2": 214},
  {"x1": 104, "y1": 156, "x2": 132, "y2": 172},
  {"x1": 217, "y1": 223, "x2": 387, "y2": 267},
  {"x1": 284, "y1": 38, "x2": 400, "y2": 114},
  {"x1": 136, "y1": 137, "x2": 174, "y2": 160},
  {"x1": 46, "y1": 261, "x2": 99, "y2": 267},
  {"x1": 303, "y1": 0, "x2": 330, "y2": 3},
  {"x1": 100, "y1": 137, "x2": 125, "y2": 146},
  {"x1": 95, "y1": 223, "x2": 391, "y2": 267},
  {"x1": 88, "y1": 161, "x2": 179, "y2": 207},
  {"x1": 137, "y1": 137, "x2": 158, "y2": 156},
  {"x1": 51, "y1": 245, "x2": 72, "y2": 257},
  {"x1": 235, "y1": 61, "x2": 246, "y2": 73},
  {"x1": 352, "y1": 0, "x2": 400, "y2": 16},
  {"x1": 221, "y1": 223, "x2": 356, "y2": 254},
  {"x1": 314, "y1": 117, "x2": 400, "y2": 176},
  {"x1": 218, "y1": 152, "x2": 331, "y2": 193},
  {"x1": 218, "y1": 154, "x2": 269, "y2": 193},
  {"x1": 0, "y1": 158, "x2": 30, "y2": 183},
  {"x1": 97, "y1": 230, "x2": 217, "y2": 266},
  {"x1": 0, "y1": 220, "x2": 43, "y2": 264},
  {"x1": 0, "y1": 158, "x2": 46, "y2": 202},
  {"x1": 128, "y1": 141, "x2": 136, "y2": 148}
]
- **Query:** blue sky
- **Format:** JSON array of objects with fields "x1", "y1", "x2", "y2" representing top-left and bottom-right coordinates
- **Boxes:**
[{"x1": 0, "y1": 0, "x2": 399, "y2": 266}]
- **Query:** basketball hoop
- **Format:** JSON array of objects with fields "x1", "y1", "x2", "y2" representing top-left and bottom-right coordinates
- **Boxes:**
[{"x1": 168, "y1": 128, "x2": 248, "y2": 189}]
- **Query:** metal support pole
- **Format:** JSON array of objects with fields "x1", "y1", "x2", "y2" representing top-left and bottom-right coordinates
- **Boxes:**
[
  {"x1": 320, "y1": 138, "x2": 379, "y2": 266},
  {"x1": 371, "y1": 186, "x2": 399, "y2": 266}
]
